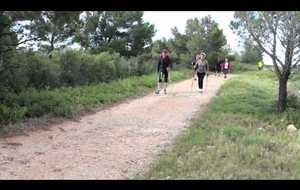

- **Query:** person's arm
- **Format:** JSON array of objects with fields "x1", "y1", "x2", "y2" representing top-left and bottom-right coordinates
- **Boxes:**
[
  {"x1": 206, "y1": 61, "x2": 209, "y2": 76},
  {"x1": 194, "y1": 62, "x2": 198, "y2": 71}
]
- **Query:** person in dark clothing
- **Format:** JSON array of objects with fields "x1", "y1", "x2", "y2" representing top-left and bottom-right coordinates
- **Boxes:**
[
  {"x1": 216, "y1": 57, "x2": 223, "y2": 76},
  {"x1": 194, "y1": 52, "x2": 209, "y2": 93},
  {"x1": 155, "y1": 49, "x2": 172, "y2": 94}
]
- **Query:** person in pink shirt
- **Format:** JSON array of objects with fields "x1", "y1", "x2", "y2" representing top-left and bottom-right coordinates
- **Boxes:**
[{"x1": 221, "y1": 58, "x2": 231, "y2": 79}]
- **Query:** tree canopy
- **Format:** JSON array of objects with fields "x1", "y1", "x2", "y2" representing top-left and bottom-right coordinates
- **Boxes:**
[{"x1": 231, "y1": 11, "x2": 300, "y2": 112}]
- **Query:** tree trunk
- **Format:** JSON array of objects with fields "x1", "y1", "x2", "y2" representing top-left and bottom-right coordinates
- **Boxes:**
[{"x1": 277, "y1": 77, "x2": 288, "y2": 113}]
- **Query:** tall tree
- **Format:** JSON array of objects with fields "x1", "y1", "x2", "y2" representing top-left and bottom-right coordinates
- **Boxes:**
[
  {"x1": 185, "y1": 16, "x2": 227, "y2": 68},
  {"x1": 28, "y1": 11, "x2": 81, "y2": 54},
  {"x1": 0, "y1": 11, "x2": 40, "y2": 54},
  {"x1": 231, "y1": 11, "x2": 300, "y2": 112},
  {"x1": 76, "y1": 11, "x2": 155, "y2": 57},
  {"x1": 170, "y1": 27, "x2": 189, "y2": 55},
  {"x1": 0, "y1": 11, "x2": 40, "y2": 92},
  {"x1": 241, "y1": 38, "x2": 263, "y2": 63}
]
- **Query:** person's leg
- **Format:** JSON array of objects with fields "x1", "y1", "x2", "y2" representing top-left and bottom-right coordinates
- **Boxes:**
[
  {"x1": 197, "y1": 72, "x2": 205, "y2": 91},
  {"x1": 156, "y1": 72, "x2": 163, "y2": 94},
  {"x1": 200, "y1": 73, "x2": 205, "y2": 90},
  {"x1": 163, "y1": 71, "x2": 168, "y2": 94},
  {"x1": 197, "y1": 72, "x2": 201, "y2": 89}
]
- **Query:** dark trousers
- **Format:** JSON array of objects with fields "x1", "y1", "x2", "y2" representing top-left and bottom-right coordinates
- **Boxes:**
[
  {"x1": 197, "y1": 72, "x2": 206, "y2": 89},
  {"x1": 158, "y1": 70, "x2": 168, "y2": 82}
]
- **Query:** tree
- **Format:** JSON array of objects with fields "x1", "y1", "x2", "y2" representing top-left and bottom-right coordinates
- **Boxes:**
[
  {"x1": 241, "y1": 38, "x2": 263, "y2": 63},
  {"x1": 76, "y1": 11, "x2": 155, "y2": 57},
  {"x1": 0, "y1": 11, "x2": 41, "y2": 93},
  {"x1": 151, "y1": 38, "x2": 169, "y2": 55},
  {"x1": 170, "y1": 27, "x2": 189, "y2": 54},
  {"x1": 185, "y1": 16, "x2": 227, "y2": 69},
  {"x1": 0, "y1": 11, "x2": 40, "y2": 54},
  {"x1": 231, "y1": 11, "x2": 300, "y2": 112},
  {"x1": 27, "y1": 11, "x2": 81, "y2": 54}
]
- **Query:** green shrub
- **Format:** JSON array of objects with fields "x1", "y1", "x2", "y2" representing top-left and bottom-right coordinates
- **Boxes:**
[
  {"x1": 0, "y1": 70, "x2": 189, "y2": 126},
  {"x1": 25, "y1": 53, "x2": 61, "y2": 88},
  {"x1": 0, "y1": 105, "x2": 27, "y2": 125}
]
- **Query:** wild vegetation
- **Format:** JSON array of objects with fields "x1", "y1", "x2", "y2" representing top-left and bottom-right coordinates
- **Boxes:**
[{"x1": 137, "y1": 69, "x2": 300, "y2": 179}]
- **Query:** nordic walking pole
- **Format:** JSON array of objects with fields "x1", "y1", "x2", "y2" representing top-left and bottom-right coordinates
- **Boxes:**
[
  {"x1": 168, "y1": 68, "x2": 171, "y2": 94},
  {"x1": 155, "y1": 71, "x2": 161, "y2": 94},
  {"x1": 191, "y1": 70, "x2": 195, "y2": 92}
]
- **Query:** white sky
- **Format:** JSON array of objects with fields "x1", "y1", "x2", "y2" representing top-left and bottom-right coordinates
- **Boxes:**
[
  {"x1": 142, "y1": 11, "x2": 276, "y2": 64},
  {"x1": 142, "y1": 11, "x2": 242, "y2": 53}
]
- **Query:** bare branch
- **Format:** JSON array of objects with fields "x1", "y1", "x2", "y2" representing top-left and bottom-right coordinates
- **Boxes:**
[
  {"x1": 248, "y1": 29, "x2": 284, "y2": 68},
  {"x1": 12, "y1": 37, "x2": 40, "y2": 47},
  {"x1": 263, "y1": 13, "x2": 276, "y2": 34},
  {"x1": 292, "y1": 57, "x2": 300, "y2": 67},
  {"x1": 245, "y1": 12, "x2": 285, "y2": 68}
]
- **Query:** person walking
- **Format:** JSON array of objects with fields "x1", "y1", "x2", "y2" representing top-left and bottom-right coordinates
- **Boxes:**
[
  {"x1": 194, "y1": 52, "x2": 209, "y2": 93},
  {"x1": 221, "y1": 58, "x2": 231, "y2": 79},
  {"x1": 155, "y1": 49, "x2": 172, "y2": 95},
  {"x1": 257, "y1": 60, "x2": 264, "y2": 71},
  {"x1": 216, "y1": 57, "x2": 223, "y2": 76}
]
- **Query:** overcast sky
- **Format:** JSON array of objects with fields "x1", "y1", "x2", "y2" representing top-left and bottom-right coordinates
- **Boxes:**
[
  {"x1": 143, "y1": 11, "x2": 277, "y2": 64},
  {"x1": 142, "y1": 11, "x2": 242, "y2": 53}
]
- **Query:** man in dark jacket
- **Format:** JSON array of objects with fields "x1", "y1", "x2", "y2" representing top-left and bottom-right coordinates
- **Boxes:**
[
  {"x1": 155, "y1": 49, "x2": 172, "y2": 94},
  {"x1": 216, "y1": 57, "x2": 223, "y2": 76}
]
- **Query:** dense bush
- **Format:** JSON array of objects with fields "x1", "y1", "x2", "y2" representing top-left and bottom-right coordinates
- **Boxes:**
[
  {"x1": 25, "y1": 52, "x2": 62, "y2": 88},
  {"x1": 1, "y1": 49, "x2": 158, "y2": 92},
  {"x1": 0, "y1": 70, "x2": 189, "y2": 126},
  {"x1": 0, "y1": 51, "x2": 28, "y2": 93}
]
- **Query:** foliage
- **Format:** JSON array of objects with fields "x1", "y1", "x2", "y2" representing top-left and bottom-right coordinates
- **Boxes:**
[
  {"x1": 27, "y1": 11, "x2": 81, "y2": 54},
  {"x1": 75, "y1": 11, "x2": 155, "y2": 57},
  {"x1": 137, "y1": 71, "x2": 300, "y2": 179},
  {"x1": 151, "y1": 15, "x2": 228, "y2": 69},
  {"x1": 241, "y1": 38, "x2": 263, "y2": 64},
  {"x1": 0, "y1": 70, "x2": 189, "y2": 127},
  {"x1": 231, "y1": 11, "x2": 300, "y2": 112}
]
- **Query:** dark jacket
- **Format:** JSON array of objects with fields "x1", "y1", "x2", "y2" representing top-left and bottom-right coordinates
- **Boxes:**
[{"x1": 157, "y1": 56, "x2": 172, "y2": 72}]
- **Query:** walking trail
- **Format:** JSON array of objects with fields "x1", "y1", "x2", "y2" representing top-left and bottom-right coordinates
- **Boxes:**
[{"x1": 0, "y1": 75, "x2": 226, "y2": 179}]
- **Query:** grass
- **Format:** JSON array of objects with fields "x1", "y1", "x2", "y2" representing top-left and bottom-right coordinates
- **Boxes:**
[
  {"x1": 0, "y1": 69, "x2": 190, "y2": 134},
  {"x1": 136, "y1": 69, "x2": 300, "y2": 179}
]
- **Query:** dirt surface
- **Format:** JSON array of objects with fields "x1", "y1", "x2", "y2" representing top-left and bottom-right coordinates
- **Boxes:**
[{"x1": 0, "y1": 75, "x2": 225, "y2": 179}]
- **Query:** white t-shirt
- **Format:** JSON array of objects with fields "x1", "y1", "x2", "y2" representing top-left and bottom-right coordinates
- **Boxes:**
[{"x1": 224, "y1": 62, "x2": 229, "y2": 69}]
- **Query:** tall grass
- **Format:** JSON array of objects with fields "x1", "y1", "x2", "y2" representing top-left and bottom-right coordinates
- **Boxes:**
[{"x1": 136, "y1": 70, "x2": 300, "y2": 179}]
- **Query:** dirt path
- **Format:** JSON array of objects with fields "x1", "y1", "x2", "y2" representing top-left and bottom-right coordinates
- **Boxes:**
[{"x1": 0, "y1": 75, "x2": 226, "y2": 179}]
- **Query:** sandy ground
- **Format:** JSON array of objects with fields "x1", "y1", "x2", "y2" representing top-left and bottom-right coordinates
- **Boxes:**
[{"x1": 0, "y1": 75, "x2": 225, "y2": 179}]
